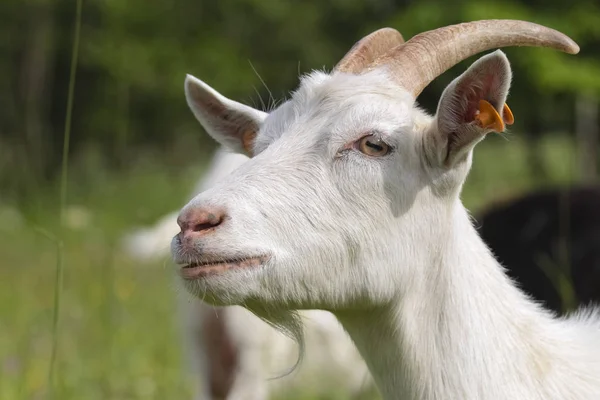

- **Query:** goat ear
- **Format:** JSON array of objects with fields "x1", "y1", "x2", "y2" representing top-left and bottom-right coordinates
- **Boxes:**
[
  {"x1": 185, "y1": 75, "x2": 267, "y2": 157},
  {"x1": 430, "y1": 50, "x2": 514, "y2": 168}
]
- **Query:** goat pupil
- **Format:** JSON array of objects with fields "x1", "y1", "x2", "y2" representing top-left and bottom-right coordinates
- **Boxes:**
[{"x1": 367, "y1": 141, "x2": 383, "y2": 152}]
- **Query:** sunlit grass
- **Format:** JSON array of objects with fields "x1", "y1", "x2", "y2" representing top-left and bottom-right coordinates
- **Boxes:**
[{"x1": 0, "y1": 133, "x2": 579, "y2": 399}]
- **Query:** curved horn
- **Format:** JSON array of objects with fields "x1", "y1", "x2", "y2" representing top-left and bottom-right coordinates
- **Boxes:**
[
  {"x1": 334, "y1": 27, "x2": 405, "y2": 74},
  {"x1": 372, "y1": 20, "x2": 579, "y2": 97}
]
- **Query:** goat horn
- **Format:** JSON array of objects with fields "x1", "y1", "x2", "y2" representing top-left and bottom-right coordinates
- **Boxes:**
[
  {"x1": 334, "y1": 27, "x2": 405, "y2": 74},
  {"x1": 372, "y1": 20, "x2": 579, "y2": 97}
]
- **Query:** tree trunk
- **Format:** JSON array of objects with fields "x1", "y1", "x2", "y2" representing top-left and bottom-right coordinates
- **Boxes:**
[{"x1": 19, "y1": 0, "x2": 56, "y2": 191}]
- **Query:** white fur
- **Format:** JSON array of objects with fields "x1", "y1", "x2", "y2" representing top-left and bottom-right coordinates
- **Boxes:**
[
  {"x1": 174, "y1": 49, "x2": 600, "y2": 400},
  {"x1": 123, "y1": 148, "x2": 373, "y2": 399}
]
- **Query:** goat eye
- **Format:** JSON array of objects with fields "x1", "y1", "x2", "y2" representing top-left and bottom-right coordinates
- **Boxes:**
[{"x1": 358, "y1": 135, "x2": 390, "y2": 157}]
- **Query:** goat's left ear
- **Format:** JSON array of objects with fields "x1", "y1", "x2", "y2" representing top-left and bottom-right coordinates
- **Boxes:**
[
  {"x1": 429, "y1": 50, "x2": 514, "y2": 168},
  {"x1": 185, "y1": 75, "x2": 267, "y2": 157}
]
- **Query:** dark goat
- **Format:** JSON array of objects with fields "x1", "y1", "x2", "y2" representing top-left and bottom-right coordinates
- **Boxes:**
[{"x1": 476, "y1": 186, "x2": 600, "y2": 314}]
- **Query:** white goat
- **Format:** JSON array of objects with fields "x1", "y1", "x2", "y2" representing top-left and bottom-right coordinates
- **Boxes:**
[
  {"x1": 172, "y1": 20, "x2": 600, "y2": 400},
  {"x1": 123, "y1": 148, "x2": 373, "y2": 399}
]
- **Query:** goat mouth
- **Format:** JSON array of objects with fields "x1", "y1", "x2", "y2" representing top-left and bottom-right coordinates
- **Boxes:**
[{"x1": 179, "y1": 255, "x2": 269, "y2": 280}]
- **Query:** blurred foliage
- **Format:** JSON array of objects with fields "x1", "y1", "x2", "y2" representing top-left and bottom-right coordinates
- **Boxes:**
[{"x1": 2, "y1": 0, "x2": 600, "y2": 202}]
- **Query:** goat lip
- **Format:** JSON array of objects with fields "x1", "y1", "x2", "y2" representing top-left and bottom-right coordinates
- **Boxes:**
[{"x1": 179, "y1": 255, "x2": 269, "y2": 280}]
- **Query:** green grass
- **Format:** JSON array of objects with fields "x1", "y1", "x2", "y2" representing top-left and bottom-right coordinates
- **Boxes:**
[
  {"x1": 1, "y1": 161, "x2": 199, "y2": 400},
  {"x1": 0, "y1": 133, "x2": 580, "y2": 399}
]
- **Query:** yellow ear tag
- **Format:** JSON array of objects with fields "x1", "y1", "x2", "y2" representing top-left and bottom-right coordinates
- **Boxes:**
[
  {"x1": 502, "y1": 103, "x2": 514, "y2": 125},
  {"x1": 475, "y1": 99, "x2": 505, "y2": 132}
]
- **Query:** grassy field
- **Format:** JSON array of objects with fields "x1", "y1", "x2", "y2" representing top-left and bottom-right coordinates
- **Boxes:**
[{"x1": 0, "y1": 133, "x2": 579, "y2": 399}]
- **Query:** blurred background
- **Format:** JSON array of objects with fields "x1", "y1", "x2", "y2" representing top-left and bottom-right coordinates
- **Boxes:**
[{"x1": 2, "y1": 0, "x2": 600, "y2": 399}]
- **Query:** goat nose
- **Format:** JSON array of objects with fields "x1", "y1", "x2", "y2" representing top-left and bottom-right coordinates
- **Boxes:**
[{"x1": 177, "y1": 207, "x2": 226, "y2": 238}]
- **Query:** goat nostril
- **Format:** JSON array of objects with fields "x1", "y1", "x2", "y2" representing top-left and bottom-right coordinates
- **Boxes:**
[
  {"x1": 179, "y1": 209, "x2": 225, "y2": 235},
  {"x1": 187, "y1": 211, "x2": 224, "y2": 233},
  {"x1": 193, "y1": 221, "x2": 219, "y2": 232}
]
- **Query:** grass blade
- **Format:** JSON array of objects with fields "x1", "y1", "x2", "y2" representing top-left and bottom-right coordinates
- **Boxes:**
[{"x1": 47, "y1": 0, "x2": 83, "y2": 394}]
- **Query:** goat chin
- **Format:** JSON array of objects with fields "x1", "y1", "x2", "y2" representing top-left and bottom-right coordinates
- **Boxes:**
[{"x1": 122, "y1": 148, "x2": 374, "y2": 399}]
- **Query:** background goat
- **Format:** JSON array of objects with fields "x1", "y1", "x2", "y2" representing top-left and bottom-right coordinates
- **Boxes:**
[{"x1": 476, "y1": 186, "x2": 600, "y2": 314}]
